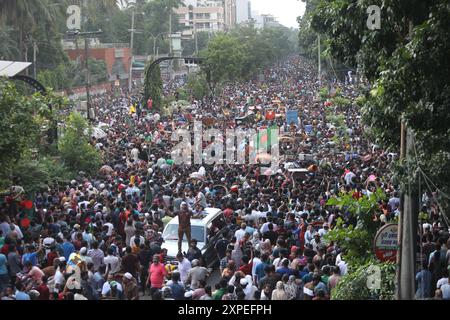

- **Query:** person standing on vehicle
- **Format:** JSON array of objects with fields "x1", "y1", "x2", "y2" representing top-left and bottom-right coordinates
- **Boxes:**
[{"x1": 177, "y1": 202, "x2": 192, "y2": 254}]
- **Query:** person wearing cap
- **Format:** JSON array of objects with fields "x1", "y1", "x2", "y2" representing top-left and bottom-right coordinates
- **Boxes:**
[
  {"x1": 123, "y1": 272, "x2": 139, "y2": 300},
  {"x1": 186, "y1": 259, "x2": 209, "y2": 290}
]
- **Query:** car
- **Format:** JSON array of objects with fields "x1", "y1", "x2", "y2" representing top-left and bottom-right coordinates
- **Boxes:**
[{"x1": 161, "y1": 208, "x2": 228, "y2": 268}]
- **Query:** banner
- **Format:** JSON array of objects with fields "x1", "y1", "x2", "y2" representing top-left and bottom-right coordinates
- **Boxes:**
[
  {"x1": 255, "y1": 125, "x2": 278, "y2": 151},
  {"x1": 286, "y1": 110, "x2": 299, "y2": 126}
]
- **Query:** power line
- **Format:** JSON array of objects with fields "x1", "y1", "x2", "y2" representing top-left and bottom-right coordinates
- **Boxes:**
[{"x1": 412, "y1": 135, "x2": 450, "y2": 228}]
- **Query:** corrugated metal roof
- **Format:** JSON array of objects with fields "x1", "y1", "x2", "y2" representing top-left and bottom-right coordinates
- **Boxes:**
[{"x1": 0, "y1": 60, "x2": 32, "y2": 77}]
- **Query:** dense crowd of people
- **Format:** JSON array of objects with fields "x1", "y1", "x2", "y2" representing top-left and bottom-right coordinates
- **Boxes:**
[{"x1": 0, "y1": 55, "x2": 449, "y2": 300}]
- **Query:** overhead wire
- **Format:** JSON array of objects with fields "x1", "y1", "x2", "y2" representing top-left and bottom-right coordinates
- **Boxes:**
[{"x1": 412, "y1": 135, "x2": 450, "y2": 228}]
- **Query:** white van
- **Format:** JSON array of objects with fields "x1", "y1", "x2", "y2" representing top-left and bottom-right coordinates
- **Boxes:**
[{"x1": 161, "y1": 208, "x2": 228, "y2": 267}]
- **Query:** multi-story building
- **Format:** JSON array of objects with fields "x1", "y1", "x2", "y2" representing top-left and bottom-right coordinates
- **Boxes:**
[
  {"x1": 175, "y1": 1, "x2": 226, "y2": 38},
  {"x1": 224, "y1": 0, "x2": 236, "y2": 29},
  {"x1": 236, "y1": 0, "x2": 250, "y2": 24}
]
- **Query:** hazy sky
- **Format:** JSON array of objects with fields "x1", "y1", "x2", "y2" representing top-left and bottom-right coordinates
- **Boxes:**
[{"x1": 251, "y1": 0, "x2": 306, "y2": 29}]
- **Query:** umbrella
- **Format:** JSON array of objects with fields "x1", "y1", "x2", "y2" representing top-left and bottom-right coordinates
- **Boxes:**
[
  {"x1": 91, "y1": 127, "x2": 107, "y2": 139},
  {"x1": 99, "y1": 165, "x2": 114, "y2": 175},
  {"x1": 256, "y1": 153, "x2": 272, "y2": 163},
  {"x1": 279, "y1": 136, "x2": 295, "y2": 143},
  {"x1": 190, "y1": 172, "x2": 206, "y2": 180}
]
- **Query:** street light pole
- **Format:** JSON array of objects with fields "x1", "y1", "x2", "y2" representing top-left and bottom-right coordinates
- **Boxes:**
[
  {"x1": 128, "y1": 2, "x2": 136, "y2": 92},
  {"x1": 68, "y1": 30, "x2": 103, "y2": 121},
  {"x1": 318, "y1": 33, "x2": 321, "y2": 85}
]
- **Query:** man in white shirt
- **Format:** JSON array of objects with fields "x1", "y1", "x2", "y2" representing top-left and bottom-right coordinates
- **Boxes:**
[
  {"x1": 318, "y1": 223, "x2": 329, "y2": 237},
  {"x1": 104, "y1": 247, "x2": 120, "y2": 274},
  {"x1": 176, "y1": 252, "x2": 192, "y2": 284},
  {"x1": 251, "y1": 251, "x2": 262, "y2": 284},
  {"x1": 234, "y1": 223, "x2": 247, "y2": 244},
  {"x1": 344, "y1": 171, "x2": 356, "y2": 185},
  {"x1": 103, "y1": 218, "x2": 114, "y2": 237}
]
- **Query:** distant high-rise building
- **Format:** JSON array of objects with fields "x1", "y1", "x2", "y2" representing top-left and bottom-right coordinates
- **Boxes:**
[
  {"x1": 224, "y1": 0, "x2": 236, "y2": 29},
  {"x1": 175, "y1": 0, "x2": 226, "y2": 39},
  {"x1": 236, "y1": 0, "x2": 249, "y2": 23}
]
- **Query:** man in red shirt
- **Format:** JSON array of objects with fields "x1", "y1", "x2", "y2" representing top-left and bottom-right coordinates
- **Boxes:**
[
  {"x1": 239, "y1": 255, "x2": 253, "y2": 276},
  {"x1": 147, "y1": 98, "x2": 153, "y2": 110},
  {"x1": 36, "y1": 276, "x2": 50, "y2": 300},
  {"x1": 148, "y1": 254, "x2": 166, "y2": 297}
]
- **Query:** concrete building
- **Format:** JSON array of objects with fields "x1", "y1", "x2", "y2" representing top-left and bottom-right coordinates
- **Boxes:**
[
  {"x1": 224, "y1": 0, "x2": 236, "y2": 29},
  {"x1": 63, "y1": 41, "x2": 131, "y2": 82},
  {"x1": 236, "y1": 0, "x2": 250, "y2": 24},
  {"x1": 251, "y1": 10, "x2": 264, "y2": 29},
  {"x1": 175, "y1": 1, "x2": 225, "y2": 38},
  {"x1": 261, "y1": 14, "x2": 280, "y2": 27}
]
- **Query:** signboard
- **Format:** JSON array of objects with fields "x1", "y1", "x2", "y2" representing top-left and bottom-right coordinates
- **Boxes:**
[
  {"x1": 304, "y1": 124, "x2": 313, "y2": 134},
  {"x1": 286, "y1": 110, "x2": 299, "y2": 126},
  {"x1": 373, "y1": 223, "x2": 398, "y2": 262}
]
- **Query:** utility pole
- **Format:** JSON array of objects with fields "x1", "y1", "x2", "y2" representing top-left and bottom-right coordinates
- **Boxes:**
[
  {"x1": 84, "y1": 37, "x2": 91, "y2": 119},
  {"x1": 397, "y1": 126, "x2": 418, "y2": 300},
  {"x1": 169, "y1": 12, "x2": 173, "y2": 56},
  {"x1": 68, "y1": 30, "x2": 103, "y2": 121},
  {"x1": 128, "y1": 1, "x2": 136, "y2": 92},
  {"x1": 33, "y1": 41, "x2": 37, "y2": 79},
  {"x1": 396, "y1": 21, "x2": 417, "y2": 301},
  {"x1": 318, "y1": 34, "x2": 321, "y2": 85}
]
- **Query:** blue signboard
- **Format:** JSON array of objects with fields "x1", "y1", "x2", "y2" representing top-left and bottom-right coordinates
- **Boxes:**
[
  {"x1": 305, "y1": 124, "x2": 313, "y2": 134},
  {"x1": 286, "y1": 110, "x2": 299, "y2": 126}
]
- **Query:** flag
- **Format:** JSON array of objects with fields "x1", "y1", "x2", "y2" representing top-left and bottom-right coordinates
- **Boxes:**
[
  {"x1": 129, "y1": 104, "x2": 136, "y2": 115},
  {"x1": 255, "y1": 126, "x2": 278, "y2": 151},
  {"x1": 266, "y1": 110, "x2": 276, "y2": 120}
]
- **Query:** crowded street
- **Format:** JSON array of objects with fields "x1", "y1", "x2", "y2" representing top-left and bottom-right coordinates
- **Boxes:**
[{"x1": 1, "y1": 0, "x2": 450, "y2": 304}]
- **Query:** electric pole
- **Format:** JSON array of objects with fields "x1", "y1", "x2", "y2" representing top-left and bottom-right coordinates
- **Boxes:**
[
  {"x1": 396, "y1": 21, "x2": 418, "y2": 301},
  {"x1": 68, "y1": 30, "x2": 103, "y2": 121},
  {"x1": 33, "y1": 41, "x2": 37, "y2": 79},
  {"x1": 318, "y1": 34, "x2": 321, "y2": 85},
  {"x1": 128, "y1": 0, "x2": 136, "y2": 92}
]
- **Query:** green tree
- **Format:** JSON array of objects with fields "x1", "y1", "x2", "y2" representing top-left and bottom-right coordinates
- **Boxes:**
[
  {"x1": 185, "y1": 72, "x2": 209, "y2": 100},
  {"x1": 308, "y1": 0, "x2": 450, "y2": 202},
  {"x1": 58, "y1": 112, "x2": 101, "y2": 176},
  {"x1": 143, "y1": 60, "x2": 163, "y2": 111},
  {"x1": 331, "y1": 260, "x2": 396, "y2": 300},
  {"x1": 325, "y1": 188, "x2": 388, "y2": 265},
  {"x1": 0, "y1": 80, "x2": 40, "y2": 186},
  {"x1": 204, "y1": 33, "x2": 247, "y2": 83}
]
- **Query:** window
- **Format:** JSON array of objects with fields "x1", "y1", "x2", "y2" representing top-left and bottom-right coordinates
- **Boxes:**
[{"x1": 163, "y1": 224, "x2": 205, "y2": 243}]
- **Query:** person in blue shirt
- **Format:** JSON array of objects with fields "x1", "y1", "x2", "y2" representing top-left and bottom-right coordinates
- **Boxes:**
[
  {"x1": 22, "y1": 240, "x2": 43, "y2": 269},
  {"x1": 0, "y1": 253, "x2": 9, "y2": 291},
  {"x1": 15, "y1": 282, "x2": 30, "y2": 300},
  {"x1": 254, "y1": 253, "x2": 270, "y2": 285},
  {"x1": 168, "y1": 272, "x2": 185, "y2": 300},
  {"x1": 415, "y1": 264, "x2": 433, "y2": 299},
  {"x1": 62, "y1": 235, "x2": 75, "y2": 261},
  {"x1": 276, "y1": 258, "x2": 294, "y2": 277}
]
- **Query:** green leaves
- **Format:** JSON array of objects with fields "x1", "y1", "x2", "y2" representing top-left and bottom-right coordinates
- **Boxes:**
[
  {"x1": 324, "y1": 188, "x2": 388, "y2": 264},
  {"x1": 143, "y1": 59, "x2": 163, "y2": 111},
  {"x1": 58, "y1": 112, "x2": 101, "y2": 176},
  {"x1": 331, "y1": 260, "x2": 396, "y2": 300},
  {"x1": 204, "y1": 25, "x2": 297, "y2": 84}
]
